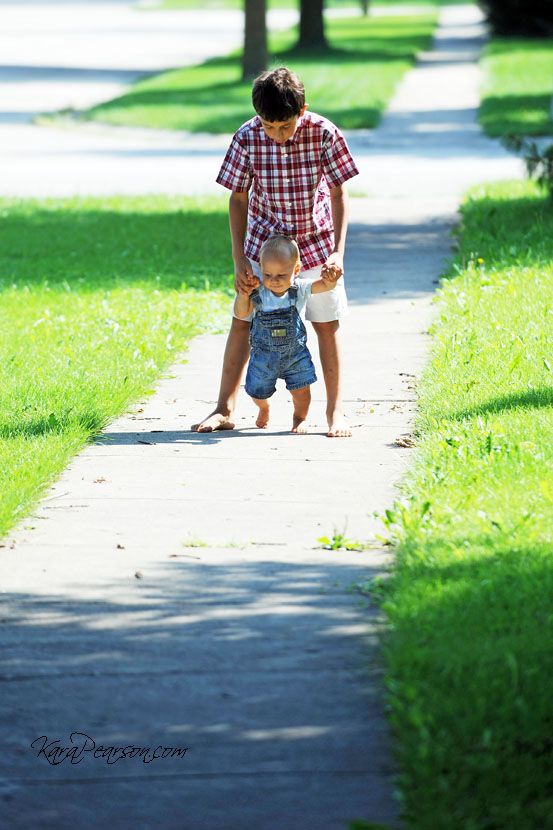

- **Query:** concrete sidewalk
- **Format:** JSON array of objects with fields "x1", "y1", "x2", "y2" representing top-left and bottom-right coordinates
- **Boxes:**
[{"x1": 0, "y1": 5, "x2": 523, "y2": 829}]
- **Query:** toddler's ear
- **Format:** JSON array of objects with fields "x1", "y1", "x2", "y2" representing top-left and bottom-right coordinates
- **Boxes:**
[{"x1": 294, "y1": 261, "x2": 301, "y2": 276}]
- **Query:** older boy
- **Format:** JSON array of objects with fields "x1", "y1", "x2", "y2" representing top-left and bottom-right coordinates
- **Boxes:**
[{"x1": 193, "y1": 66, "x2": 359, "y2": 437}]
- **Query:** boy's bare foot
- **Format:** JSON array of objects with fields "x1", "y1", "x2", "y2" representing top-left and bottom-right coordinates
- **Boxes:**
[
  {"x1": 291, "y1": 415, "x2": 309, "y2": 434},
  {"x1": 255, "y1": 400, "x2": 270, "y2": 429},
  {"x1": 192, "y1": 409, "x2": 235, "y2": 432},
  {"x1": 327, "y1": 412, "x2": 352, "y2": 438}
]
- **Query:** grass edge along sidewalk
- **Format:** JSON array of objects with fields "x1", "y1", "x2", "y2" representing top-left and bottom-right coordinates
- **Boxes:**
[
  {"x1": 77, "y1": 13, "x2": 437, "y2": 133},
  {"x1": 372, "y1": 179, "x2": 553, "y2": 828},
  {"x1": 0, "y1": 194, "x2": 232, "y2": 541}
]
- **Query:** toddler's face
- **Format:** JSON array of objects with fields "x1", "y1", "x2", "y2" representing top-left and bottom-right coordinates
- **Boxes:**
[{"x1": 260, "y1": 255, "x2": 300, "y2": 296}]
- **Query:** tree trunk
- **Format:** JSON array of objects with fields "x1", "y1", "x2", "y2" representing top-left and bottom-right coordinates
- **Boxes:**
[
  {"x1": 242, "y1": 0, "x2": 268, "y2": 81},
  {"x1": 297, "y1": 0, "x2": 327, "y2": 49},
  {"x1": 360, "y1": 0, "x2": 370, "y2": 15}
]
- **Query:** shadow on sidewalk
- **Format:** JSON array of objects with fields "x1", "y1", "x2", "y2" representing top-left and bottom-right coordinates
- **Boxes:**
[{"x1": 1, "y1": 555, "x2": 398, "y2": 827}]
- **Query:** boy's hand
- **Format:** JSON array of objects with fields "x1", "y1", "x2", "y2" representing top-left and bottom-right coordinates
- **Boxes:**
[
  {"x1": 234, "y1": 255, "x2": 259, "y2": 294},
  {"x1": 322, "y1": 252, "x2": 344, "y2": 281}
]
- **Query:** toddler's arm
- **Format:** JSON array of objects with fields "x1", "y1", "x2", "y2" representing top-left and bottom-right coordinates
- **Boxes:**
[
  {"x1": 234, "y1": 287, "x2": 255, "y2": 319},
  {"x1": 310, "y1": 266, "x2": 342, "y2": 295}
]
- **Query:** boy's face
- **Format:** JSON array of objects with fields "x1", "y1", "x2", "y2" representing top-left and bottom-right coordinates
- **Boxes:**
[
  {"x1": 260, "y1": 254, "x2": 301, "y2": 296},
  {"x1": 259, "y1": 105, "x2": 307, "y2": 143}
]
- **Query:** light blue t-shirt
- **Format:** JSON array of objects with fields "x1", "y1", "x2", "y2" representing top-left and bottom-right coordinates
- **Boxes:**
[{"x1": 253, "y1": 278, "x2": 312, "y2": 317}]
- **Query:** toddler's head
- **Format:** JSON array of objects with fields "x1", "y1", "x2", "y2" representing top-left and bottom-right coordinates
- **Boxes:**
[{"x1": 259, "y1": 236, "x2": 301, "y2": 296}]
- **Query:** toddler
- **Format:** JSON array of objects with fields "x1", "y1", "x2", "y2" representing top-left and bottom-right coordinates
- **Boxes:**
[{"x1": 234, "y1": 236, "x2": 341, "y2": 433}]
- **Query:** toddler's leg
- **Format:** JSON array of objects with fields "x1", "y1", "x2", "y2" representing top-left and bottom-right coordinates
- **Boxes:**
[
  {"x1": 252, "y1": 397, "x2": 270, "y2": 429},
  {"x1": 290, "y1": 386, "x2": 310, "y2": 434}
]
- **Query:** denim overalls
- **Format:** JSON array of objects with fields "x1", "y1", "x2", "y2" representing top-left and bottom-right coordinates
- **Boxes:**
[{"x1": 244, "y1": 285, "x2": 317, "y2": 400}]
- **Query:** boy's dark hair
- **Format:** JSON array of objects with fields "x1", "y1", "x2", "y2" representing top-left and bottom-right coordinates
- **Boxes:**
[{"x1": 252, "y1": 67, "x2": 305, "y2": 122}]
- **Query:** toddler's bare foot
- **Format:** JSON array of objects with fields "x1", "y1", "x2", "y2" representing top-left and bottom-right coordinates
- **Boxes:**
[
  {"x1": 255, "y1": 400, "x2": 270, "y2": 429},
  {"x1": 192, "y1": 409, "x2": 235, "y2": 433},
  {"x1": 291, "y1": 415, "x2": 309, "y2": 434},
  {"x1": 327, "y1": 411, "x2": 352, "y2": 438}
]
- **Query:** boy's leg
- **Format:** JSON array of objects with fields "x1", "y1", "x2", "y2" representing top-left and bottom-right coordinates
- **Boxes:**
[
  {"x1": 192, "y1": 317, "x2": 250, "y2": 432},
  {"x1": 251, "y1": 397, "x2": 271, "y2": 429},
  {"x1": 310, "y1": 320, "x2": 352, "y2": 438},
  {"x1": 290, "y1": 386, "x2": 311, "y2": 434}
]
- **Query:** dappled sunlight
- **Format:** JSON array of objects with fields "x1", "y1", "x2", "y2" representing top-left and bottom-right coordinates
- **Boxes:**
[{"x1": 1, "y1": 552, "x2": 391, "y2": 826}]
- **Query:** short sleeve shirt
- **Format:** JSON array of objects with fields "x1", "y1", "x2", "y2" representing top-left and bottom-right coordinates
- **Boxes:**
[
  {"x1": 216, "y1": 111, "x2": 359, "y2": 269},
  {"x1": 254, "y1": 279, "x2": 312, "y2": 316},
  {"x1": 240, "y1": 279, "x2": 312, "y2": 324}
]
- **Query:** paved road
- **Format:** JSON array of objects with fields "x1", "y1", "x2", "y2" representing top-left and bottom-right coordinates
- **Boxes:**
[
  {"x1": 0, "y1": 1, "x2": 298, "y2": 118},
  {"x1": 1, "y1": 2, "x2": 517, "y2": 200}
]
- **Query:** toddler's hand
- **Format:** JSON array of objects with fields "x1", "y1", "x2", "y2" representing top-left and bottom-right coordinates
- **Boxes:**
[
  {"x1": 321, "y1": 264, "x2": 341, "y2": 284},
  {"x1": 242, "y1": 281, "x2": 258, "y2": 297},
  {"x1": 322, "y1": 252, "x2": 344, "y2": 283}
]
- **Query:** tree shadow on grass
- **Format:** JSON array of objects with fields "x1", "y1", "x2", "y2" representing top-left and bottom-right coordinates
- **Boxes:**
[
  {"x1": 479, "y1": 92, "x2": 553, "y2": 137},
  {"x1": 0, "y1": 201, "x2": 232, "y2": 293},
  {"x1": 442, "y1": 387, "x2": 553, "y2": 423},
  {"x1": 87, "y1": 18, "x2": 436, "y2": 133}
]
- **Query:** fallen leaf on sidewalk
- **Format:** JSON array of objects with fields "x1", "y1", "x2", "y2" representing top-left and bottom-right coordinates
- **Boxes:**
[
  {"x1": 116, "y1": 544, "x2": 125, "y2": 549},
  {"x1": 394, "y1": 436, "x2": 415, "y2": 448},
  {"x1": 93, "y1": 477, "x2": 108, "y2": 484}
]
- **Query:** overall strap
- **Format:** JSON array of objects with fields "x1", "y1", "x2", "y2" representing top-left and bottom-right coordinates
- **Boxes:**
[
  {"x1": 250, "y1": 287, "x2": 263, "y2": 310},
  {"x1": 288, "y1": 285, "x2": 298, "y2": 308}
]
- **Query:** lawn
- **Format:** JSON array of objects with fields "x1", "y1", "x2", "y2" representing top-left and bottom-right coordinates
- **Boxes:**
[
  {"x1": 479, "y1": 38, "x2": 553, "y2": 136},
  {"x1": 0, "y1": 195, "x2": 232, "y2": 539},
  {"x1": 376, "y1": 180, "x2": 553, "y2": 827},
  {"x1": 84, "y1": 13, "x2": 437, "y2": 132},
  {"x1": 150, "y1": 0, "x2": 457, "y2": 9}
]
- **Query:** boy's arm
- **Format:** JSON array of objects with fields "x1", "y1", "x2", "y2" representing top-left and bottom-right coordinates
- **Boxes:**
[
  {"x1": 324, "y1": 183, "x2": 349, "y2": 277},
  {"x1": 229, "y1": 191, "x2": 258, "y2": 294}
]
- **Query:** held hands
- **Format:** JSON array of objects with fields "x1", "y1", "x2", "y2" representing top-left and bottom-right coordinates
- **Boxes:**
[
  {"x1": 321, "y1": 252, "x2": 344, "y2": 283},
  {"x1": 321, "y1": 253, "x2": 344, "y2": 285},
  {"x1": 234, "y1": 255, "x2": 260, "y2": 295}
]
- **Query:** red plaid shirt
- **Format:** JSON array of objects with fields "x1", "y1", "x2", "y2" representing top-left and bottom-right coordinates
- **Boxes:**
[{"x1": 216, "y1": 111, "x2": 359, "y2": 269}]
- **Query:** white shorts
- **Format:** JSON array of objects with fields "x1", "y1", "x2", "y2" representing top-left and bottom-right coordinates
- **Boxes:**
[{"x1": 233, "y1": 261, "x2": 349, "y2": 324}]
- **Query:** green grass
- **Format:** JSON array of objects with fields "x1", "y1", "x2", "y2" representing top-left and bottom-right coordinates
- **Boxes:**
[
  {"x1": 0, "y1": 195, "x2": 232, "y2": 539},
  {"x1": 479, "y1": 38, "x2": 553, "y2": 136},
  {"x1": 149, "y1": 0, "x2": 454, "y2": 9},
  {"x1": 376, "y1": 180, "x2": 553, "y2": 827},
  {"x1": 84, "y1": 14, "x2": 437, "y2": 132}
]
